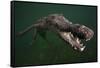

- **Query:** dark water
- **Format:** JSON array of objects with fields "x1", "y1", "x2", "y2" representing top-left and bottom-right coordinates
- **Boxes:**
[{"x1": 13, "y1": 1, "x2": 97, "y2": 66}]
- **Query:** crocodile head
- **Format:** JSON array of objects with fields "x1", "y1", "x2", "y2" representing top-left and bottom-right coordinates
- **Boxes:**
[{"x1": 59, "y1": 24, "x2": 94, "y2": 52}]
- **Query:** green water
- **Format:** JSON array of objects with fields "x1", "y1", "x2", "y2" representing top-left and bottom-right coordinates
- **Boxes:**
[{"x1": 12, "y1": 1, "x2": 97, "y2": 67}]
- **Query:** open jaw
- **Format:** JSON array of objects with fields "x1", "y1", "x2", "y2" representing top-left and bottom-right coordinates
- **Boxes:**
[{"x1": 59, "y1": 32, "x2": 88, "y2": 52}]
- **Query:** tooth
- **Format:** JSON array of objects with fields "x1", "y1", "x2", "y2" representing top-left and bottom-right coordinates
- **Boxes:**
[
  {"x1": 82, "y1": 25, "x2": 86, "y2": 28},
  {"x1": 86, "y1": 39, "x2": 90, "y2": 41},
  {"x1": 64, "y1": 32, "x2": 67, "y2": 36},
  {"x1": 76, "y1": 38, "x2": 80, "y2": 44},
  {"x1": 70, "y1": 33, "x2": 74, "y2": 37},
  {"x1": 80, "y1": 44, "x2": 83, "y2": 46},
  {"x1": 80, "y1": 46, "x2": 86, "y2": 51},
  {"x1": 71, "y1": 44, "x2": 74, "y2": 47},
  {"x1": 86, "y1": 39, "x2": 88, "y2": 41},
  {"x1": 74, "y1": 47, "x2": 77, "y2": 50}
]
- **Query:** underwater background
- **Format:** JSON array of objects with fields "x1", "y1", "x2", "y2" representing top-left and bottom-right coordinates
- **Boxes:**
[{"x1": 12, "y1": 1, "x2": 97, "y2": 67}]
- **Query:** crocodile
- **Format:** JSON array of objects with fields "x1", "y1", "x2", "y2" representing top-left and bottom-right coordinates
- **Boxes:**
[{"x1": 17, "y1": 14, "x2": 94, "y2": 52}]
